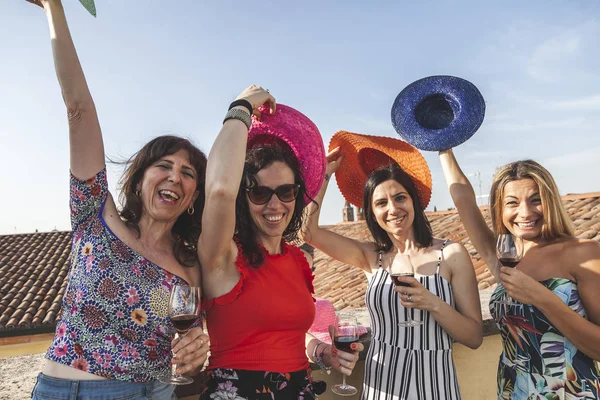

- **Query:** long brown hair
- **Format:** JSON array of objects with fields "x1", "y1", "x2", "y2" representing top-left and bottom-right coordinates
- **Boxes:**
[
  {"x1": 489, "y1": 160, "x2": 574, "y2": 240},
  {"x1": 118, "y1": 135, "x2": 207, "y2": 266}
]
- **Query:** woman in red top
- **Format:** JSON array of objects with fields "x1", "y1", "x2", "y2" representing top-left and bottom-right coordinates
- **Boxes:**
[{"x1": 198, "y1": 86, "x2": 363, "y2": 400}]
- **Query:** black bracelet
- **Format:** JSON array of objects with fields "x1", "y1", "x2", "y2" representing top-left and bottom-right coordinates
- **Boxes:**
[{"x1": 229, "y1": 99, "x2": 253, "y2": 116}]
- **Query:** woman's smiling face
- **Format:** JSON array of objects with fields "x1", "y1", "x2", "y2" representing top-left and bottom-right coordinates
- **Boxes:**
[{"x1": 501, "y1": 178, "x2": 544, "y2": 241}]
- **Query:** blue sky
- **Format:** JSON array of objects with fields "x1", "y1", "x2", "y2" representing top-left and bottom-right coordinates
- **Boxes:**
[{"x1": 2, "y1": 0, "x2": 600, "y2": 234}]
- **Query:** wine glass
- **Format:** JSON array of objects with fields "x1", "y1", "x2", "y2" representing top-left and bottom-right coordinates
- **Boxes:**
[
  {"x1": 159, "y1": 285, "x2": 201, "y2": 385},
  {"x1": 496, "y1": 234, "x2": 523, "y2": 306},
  {"x1": 331, "y1": 315, "x2": 359, "y2": 396},
  {"x1": 389, "y1": 254, "x2": 423, "y2": 327}
]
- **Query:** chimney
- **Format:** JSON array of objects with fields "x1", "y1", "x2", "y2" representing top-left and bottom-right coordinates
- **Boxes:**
[
  {"x1": 356, "y1": 207, "x2": 365, "y2": 221},
  {"x1": 342, "y1": 201, "x2": 354, "y2": 222}
]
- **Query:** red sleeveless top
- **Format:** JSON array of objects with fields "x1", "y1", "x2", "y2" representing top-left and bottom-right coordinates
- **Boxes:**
[{"x1": 203, "y1": 241, "x2": 315, "y2": 372}]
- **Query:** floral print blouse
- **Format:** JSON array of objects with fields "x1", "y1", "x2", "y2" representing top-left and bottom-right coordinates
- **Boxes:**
[{"x1": 45, "y1": 168, "x2": 188, "y2": 382}]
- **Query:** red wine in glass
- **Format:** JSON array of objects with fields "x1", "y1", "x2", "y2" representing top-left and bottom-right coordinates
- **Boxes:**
[
  {"x1": 159, "y1": 285, "x2": 201, "y2": 385},
  {"x1": 495, "y1": 234, "x2": 523, "y2": 306},
  {"x1": 333, "y1": 335, "x2": 359, "y2": 352},
  {"x1": 390, "y1": 272, "x2": 414, "y2": 287},
  {"x1": 389, "y1": 254, "x2": 423, "y2": 328},
  {"x1": 331, "y1": 315, "x2": 359, "y2": 396},
  {"x1": 498, "y1": 258, "x2": 519, "y2": 269},
  {"x1": 170, "y1": 314, "x2": 198, "y2": 334}
]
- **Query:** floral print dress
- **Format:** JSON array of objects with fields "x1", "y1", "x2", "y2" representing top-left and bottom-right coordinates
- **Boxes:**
[
  {"x1": 201, "y1": 368, "x2": 325, "y2": 400},
  {"x1": 45, "y1": 168, "x2": 188, "y2": 382},
  {"x1": 490, "y1": 278, "x2": 600, "y2": 399}
]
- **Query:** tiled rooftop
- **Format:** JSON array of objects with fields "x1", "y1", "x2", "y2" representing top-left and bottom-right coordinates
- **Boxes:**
[
  {"x1": 313, "y1": 192, "x2": 600, "y2": 310},
  {"x1": 1, "y1": 193, "x2": 599, "y2": 334},
  {"x1": 0, "y1": 231, "x2": 71, "y2": 335}
]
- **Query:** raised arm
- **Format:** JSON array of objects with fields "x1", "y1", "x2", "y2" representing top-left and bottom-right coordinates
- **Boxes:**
[
  {"x1": 32, "y1": 0, "x2": 104, "y2": 179},
  {"x1": 198, "y1": 86, "x2": 275, "y2": 272},
  {"x1": 301, "y1": 147, "x2": 373, "y2": 272},
  {"x1": 439, "y1": 149, "x2": 499, "y2": 279}
]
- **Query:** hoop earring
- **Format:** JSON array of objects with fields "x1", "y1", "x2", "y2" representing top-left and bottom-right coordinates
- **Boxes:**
[
  {"x1": 187, "y1": 205, "x2": 195, "y2": 215},
  {"x1": 135, "y1": 190, "x2": 141, "y2": 197}
]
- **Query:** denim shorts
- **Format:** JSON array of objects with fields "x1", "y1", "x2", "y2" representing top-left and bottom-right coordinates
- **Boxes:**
[{"x1": 31, "y1": 373, "x2": 177, "y2": 400}]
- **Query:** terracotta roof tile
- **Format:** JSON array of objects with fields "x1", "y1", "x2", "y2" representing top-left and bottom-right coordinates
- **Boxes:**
[
  {"x1": 314, "y1": 193, "x2": 600, "y2": 310},
  {"x1": 0, "y1": 231, "x2": 71, "y2": 334}
]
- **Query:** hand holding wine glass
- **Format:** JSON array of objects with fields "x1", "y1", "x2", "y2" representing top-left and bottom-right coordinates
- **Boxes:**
[
  {"x1": 331, "y1": 315, "x2": 359, "y2": 396},
  {"x1": 496, "y1": 234, "x2": 523, "y2": 306},
  {"x1": 389, "y1": 254, "x2": 423, "y2": 327},
  {"x1": 160, "y1": 285, "x2": 201, "y2": 385},
  {"x1": 170, "y1": 325, "x2": 210, "y2": 376}
]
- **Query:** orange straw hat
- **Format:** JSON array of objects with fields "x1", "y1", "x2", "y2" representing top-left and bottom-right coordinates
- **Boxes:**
[{"x1": 329, "y1": 131, "x2": 432, "y2": 210}]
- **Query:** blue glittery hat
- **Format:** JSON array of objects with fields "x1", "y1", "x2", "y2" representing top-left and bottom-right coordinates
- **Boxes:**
[{"x1": 391, "y1": 76, "x2": 485, "y2": 151}]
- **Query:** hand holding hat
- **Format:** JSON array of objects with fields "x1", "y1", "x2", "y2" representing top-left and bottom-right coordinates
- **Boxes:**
[
  {"x1": 325, "y1": 147, "x2": 344, "y2": 179},
  {"x1": 235, "y1": 85, "x2": 276, "y2": 119}
]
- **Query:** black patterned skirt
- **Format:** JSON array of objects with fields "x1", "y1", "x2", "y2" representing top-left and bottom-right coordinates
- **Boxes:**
[{"x1": 200, "y1": 368, "x2": 326, "y2": 400}]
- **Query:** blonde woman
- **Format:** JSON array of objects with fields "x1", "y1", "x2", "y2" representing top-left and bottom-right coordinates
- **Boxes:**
[{"x1": 440, "y1": 149, "x2": 600, "y2": 399}]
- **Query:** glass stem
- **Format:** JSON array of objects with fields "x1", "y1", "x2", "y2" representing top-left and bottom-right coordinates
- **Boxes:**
[
  {"x1": 342, "y1": 374, "x2": 347, "y2": 387},
  {"x1": 171, "y1": 356, "x2": 178, "y2": 377},
  {"x1": 406, "y1": 299, "x2": 413, "y2": 323},
  {"x1": 172, "y1": 332, "x2": 181, "y2": 376}
]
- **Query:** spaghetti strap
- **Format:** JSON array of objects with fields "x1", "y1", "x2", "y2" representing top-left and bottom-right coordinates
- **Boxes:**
[
  {"x1": 378, "y1": 251, "x2": 383, "y2": 268},
  {"x1": 436, "y1": 239, "x2": 450, "y2": 275}
]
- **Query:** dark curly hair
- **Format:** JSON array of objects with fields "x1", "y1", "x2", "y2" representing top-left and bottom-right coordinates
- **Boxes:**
[
  {"x1": 118, "y1": 135, "x2": 207, "y2": 267},
  {"x1": 363, "y1": 163, "x2": 433, "y2": 252},
  {"x1": 235, "y1": 142, "x2": 308, "y2": 268}
]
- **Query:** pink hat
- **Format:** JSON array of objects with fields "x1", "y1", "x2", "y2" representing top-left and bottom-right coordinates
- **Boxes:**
[
  {"x1": 248, "y1": 104, "x2": 326, "y2": 202},
  {"x1": 308, "y1": 298, "x2": 368, "y2": 344}
]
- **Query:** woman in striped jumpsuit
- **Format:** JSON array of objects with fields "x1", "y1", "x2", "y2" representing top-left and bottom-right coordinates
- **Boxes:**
[{"x1": 303, "y1": 148, "x2": 483, "y2": 400}]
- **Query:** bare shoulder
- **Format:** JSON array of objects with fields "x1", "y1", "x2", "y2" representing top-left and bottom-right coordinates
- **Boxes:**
[
  {"x1": 557, "y1": 237, "x2": 600, "y2": 259},
  {"x1": 572, "y1": 238, "x2": 600, "y2": 255},
  {"x1": 567, "y1": 239, "x2": 600, "y2": 273},
  {"x1": 435, "y1": 238, "x2": 468, "y2": 256},
  {"x1": 436, "y1": 238, "x2": 472, "y2": 269}
]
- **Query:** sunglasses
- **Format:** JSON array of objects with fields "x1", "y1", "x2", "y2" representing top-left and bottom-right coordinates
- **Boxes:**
[{"x1": 245, "y1": 184, "x2": 301, "y2": 205}]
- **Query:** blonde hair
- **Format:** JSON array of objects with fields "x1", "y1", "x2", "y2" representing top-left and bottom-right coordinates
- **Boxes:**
[{"x1": 489, "y1": 160, "x2": 574, "y2": 240}]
